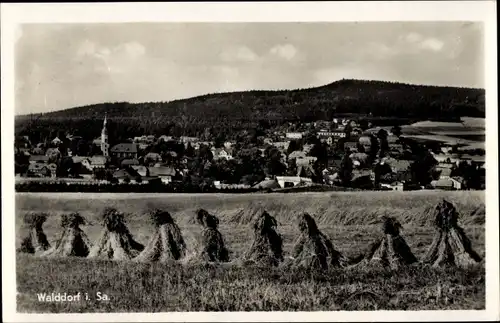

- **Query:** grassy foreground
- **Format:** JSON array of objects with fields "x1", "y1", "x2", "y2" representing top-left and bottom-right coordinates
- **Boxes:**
[{"x1": 15, "y1": 191, "x2": 485, "y2": 312}]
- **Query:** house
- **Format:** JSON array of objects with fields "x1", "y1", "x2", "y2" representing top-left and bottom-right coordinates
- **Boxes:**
[
  {"x1": 51, "y1": 137, "x2": 63, "y2": 146},
  {"x1": 296, "y1": 156, "x2": 317, "y2": 166},
  {"x1": 132, "y1": 165, "x2": 148, "y2": 177},
  {"x1": 286, "y1": 132, "x2": 304, "y2": 139},
  {"x1": 272, "y1": 141, "x2": 290, "y2": 151},
  {"x1": 179, "y1": 136, "x2": 199, "y2": 144},
  {"x1": 431, "y1": 179, "x2": 455, "y2": 190},
  {"x1": 389, "y1": 159, "x2": 412, "y2": 174},
  {"x1": 28, "y1": 163, "x2": 52, "y2": 177},
  {"x1": 288, "y1": 150, "x2": 307, "y2": 160},
  {"x1": 159, "y1": 135, "x2": 174, "y2": 142},
  {"x1": 222, "y1": 141, "x2": 235, "y2": 149},
  {"x1": 29, "y1": 155, "x2": 49, "y2": 164},
  {"x1": 148, "y1": 166, "x2": 177, "y2": 184},
  {"x1": 113, "y1": 169, "x2": 138, "y2": 183},
  {"x1": 110, "y1": 143, "x2": 138, "y2": 159},
  {"x1": 450, "y1": 176, "x2": 465, "y2": 190},
  {"x1": 276, "y1": 176, "x2": 313, "y2": 188},
  {"x1": 212, "y1": 148, "x2": 233, "y2": 160},
  {"x1": 121, "y1": 158, "x2": 140, "y2": 167},
  {"x1": 344, "y1": 141, "x2": 358, "y2": 152},
  {"x1": 89, "y1": 156, "x2": 107, "y2": 169},
  {"x1": 144, "y1": 152, "x2": 162, "y2": 164},
  {"x1": 438, "y1": 167, "x2": 452, "y2": 180}
]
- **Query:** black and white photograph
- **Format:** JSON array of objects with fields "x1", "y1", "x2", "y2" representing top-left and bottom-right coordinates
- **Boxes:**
[{"x1": 1, "y1": 2, "x2": 498, "y2": 322}]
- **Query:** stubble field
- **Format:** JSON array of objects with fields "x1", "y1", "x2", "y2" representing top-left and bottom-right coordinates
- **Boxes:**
[{"x1": 15, "y1": 191, "x2": 486, "y2": 312}]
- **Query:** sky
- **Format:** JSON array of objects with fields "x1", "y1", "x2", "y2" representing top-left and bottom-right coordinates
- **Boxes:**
[{"x1": 15, "y1": 22, "x2": 484, "y2": 115}]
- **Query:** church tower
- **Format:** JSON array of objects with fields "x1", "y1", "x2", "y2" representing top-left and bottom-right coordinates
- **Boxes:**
[{"x1": 101, "y1": 113, "x2": 109, "y2": 157}]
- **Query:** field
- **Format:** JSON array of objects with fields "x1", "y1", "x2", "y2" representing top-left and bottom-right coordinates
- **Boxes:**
[{"x1": 15, "y1": 191, "x2": 486, "y2": 312}]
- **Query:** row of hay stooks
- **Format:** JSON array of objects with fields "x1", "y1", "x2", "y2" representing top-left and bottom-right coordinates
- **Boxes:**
[{"x1": 19, "y1": 200, "x2": 482, "y2": 270}]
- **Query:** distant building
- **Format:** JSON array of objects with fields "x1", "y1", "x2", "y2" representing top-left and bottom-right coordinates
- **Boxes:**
[
  {"x1": 110, "y1": 143, "x2": 138, "y2": 159},
  {"x1": 286, "y1": 132, "x2": 304, "y2": 140},
  {"x1": 121, "y1": 158, "x2": 140, "y2": 168},
  {"x1": 211, "y1": 148, "x2": 233, "y2": 160},
  {"x1": 179, "y1": 136, "x2": 199, "y2": 144},
  {"x1": 272, "y1": 141, "x2": 290, "y2": 151},
  {"x1": 148, "y1": 166, "x2": 177, "y2": 184},
  {"x1": 29, "y1": 155, "x2": 49, "y2": 164},
  {"x1": 89, "y1": 156, "x2": 108, "y2": 169},
  {"x1": 288, "y1": 150, "x2": 307, "y2": 160},
  {"x1": 344, "y1": 141, "x2": 358, "y2": 152}
]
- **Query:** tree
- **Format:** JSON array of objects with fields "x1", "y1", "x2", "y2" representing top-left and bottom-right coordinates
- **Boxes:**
[
  {"x1": 338, "y1": 154, "x2": 353, "y2": 186},
  {"x1": 410, "y1": 151, "x2": 438, "y2": 186},
  {"x1": 287, "y1": 140, "x2": 302, "y2": 155},
  {"x1": 391, "y1": 125, "x2": 402, "y2": 137},
  {"x1": 377, "y1": 129, "x2": 389, "y2": 158}
]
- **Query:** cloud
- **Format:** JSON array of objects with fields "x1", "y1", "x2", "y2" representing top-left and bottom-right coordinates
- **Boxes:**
[
  {"x1": 419, "y1": 38, "x2": 444, "y2": 52},
  {"x1": 270, "y1": 44, "x2": 298, "y2": 61},
  {"x1": 405, "y1": 32, "x2": 423, "y2": 43},
  {"x1": 220, "y1": 46, "x2": 258, "y2": 62},
  {"x1": 404, "y1": 32, "x2": 445, "y2": 52},
  {"x1": 75, "y1": 40, "x2": 146, "y2": 75}
]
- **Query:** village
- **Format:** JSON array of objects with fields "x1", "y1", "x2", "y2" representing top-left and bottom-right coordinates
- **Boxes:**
[{"x1": 15, "y1": 115, "x2": 485, "y2": 192}]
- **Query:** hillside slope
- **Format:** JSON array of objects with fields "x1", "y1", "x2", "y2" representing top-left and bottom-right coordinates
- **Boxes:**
[{"x1": 20, "y1": 79, "x2": 485, "y2": 121}]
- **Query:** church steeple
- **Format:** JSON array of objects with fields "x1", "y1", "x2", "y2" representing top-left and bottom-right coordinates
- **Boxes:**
[{"x1": 101, "y1": 113, "x2": 109, "y2": 157}]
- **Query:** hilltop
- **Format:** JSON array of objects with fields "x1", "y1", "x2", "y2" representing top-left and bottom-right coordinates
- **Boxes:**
[{"x1": 19, "y1": 79, "x2": 485, "y2": 121}]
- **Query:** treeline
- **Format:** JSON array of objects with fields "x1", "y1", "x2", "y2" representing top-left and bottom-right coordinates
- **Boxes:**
[{"x1": 16, "y1": 79, "x2": 484, "y2": 139}]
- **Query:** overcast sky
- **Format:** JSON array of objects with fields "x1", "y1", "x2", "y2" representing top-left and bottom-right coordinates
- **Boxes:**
[{"x1": 15, "y1": 22, "x2": 484, "y2": 115}]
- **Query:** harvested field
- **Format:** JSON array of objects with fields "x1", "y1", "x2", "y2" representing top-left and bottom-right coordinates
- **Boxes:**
[{"x1": 15, "y1": 191, "x2": 486, "y2": 312}]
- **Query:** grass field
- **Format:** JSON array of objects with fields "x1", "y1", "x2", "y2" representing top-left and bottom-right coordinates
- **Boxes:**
[{"x1": 15, "y1": 191, "x2": 486, "y2": 312}]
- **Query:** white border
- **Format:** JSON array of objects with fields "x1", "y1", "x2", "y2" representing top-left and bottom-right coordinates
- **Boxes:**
[{"x1": 1, "y1": 2, "x2": 498, "y2": 322}]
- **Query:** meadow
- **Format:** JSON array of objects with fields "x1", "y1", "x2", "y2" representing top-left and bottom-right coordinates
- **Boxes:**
[{"x1": 15, "y1": 191, "x2": 486, "y2": 312}]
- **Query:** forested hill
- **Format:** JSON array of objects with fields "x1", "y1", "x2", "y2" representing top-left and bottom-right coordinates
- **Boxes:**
[{"x1": 22, "y1": 79, "x2": 485, "y2": 122}]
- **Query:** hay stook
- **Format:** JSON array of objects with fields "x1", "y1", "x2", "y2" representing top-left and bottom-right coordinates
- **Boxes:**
[
  {"x1": 244, "y1": 211, "x2": 284, "y2": 266},
  {"x1": 135, "y1": 209, "x2": 187, "y2": 262},
  {"x1": 290, "y1": 213, "x2": 348, "y2": 270},
  {"x1": 87, "y1": 207, "x2": 144, "y2": 260},
  {"x1": 360, "y1": 216, "x2": 417, "y2": 270},
  {"x1": 18, "y1": 212, "x2": 51, "y2": 254},
  {"x1": 40, "y1": 212, "x2": 91, "y2": 258},
  {"x1": 196, "y1": 209, "x2": 229, "y2": 263},
  {"x1": 422, "y1": 199, "x2": 482, "y2": 267}
]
